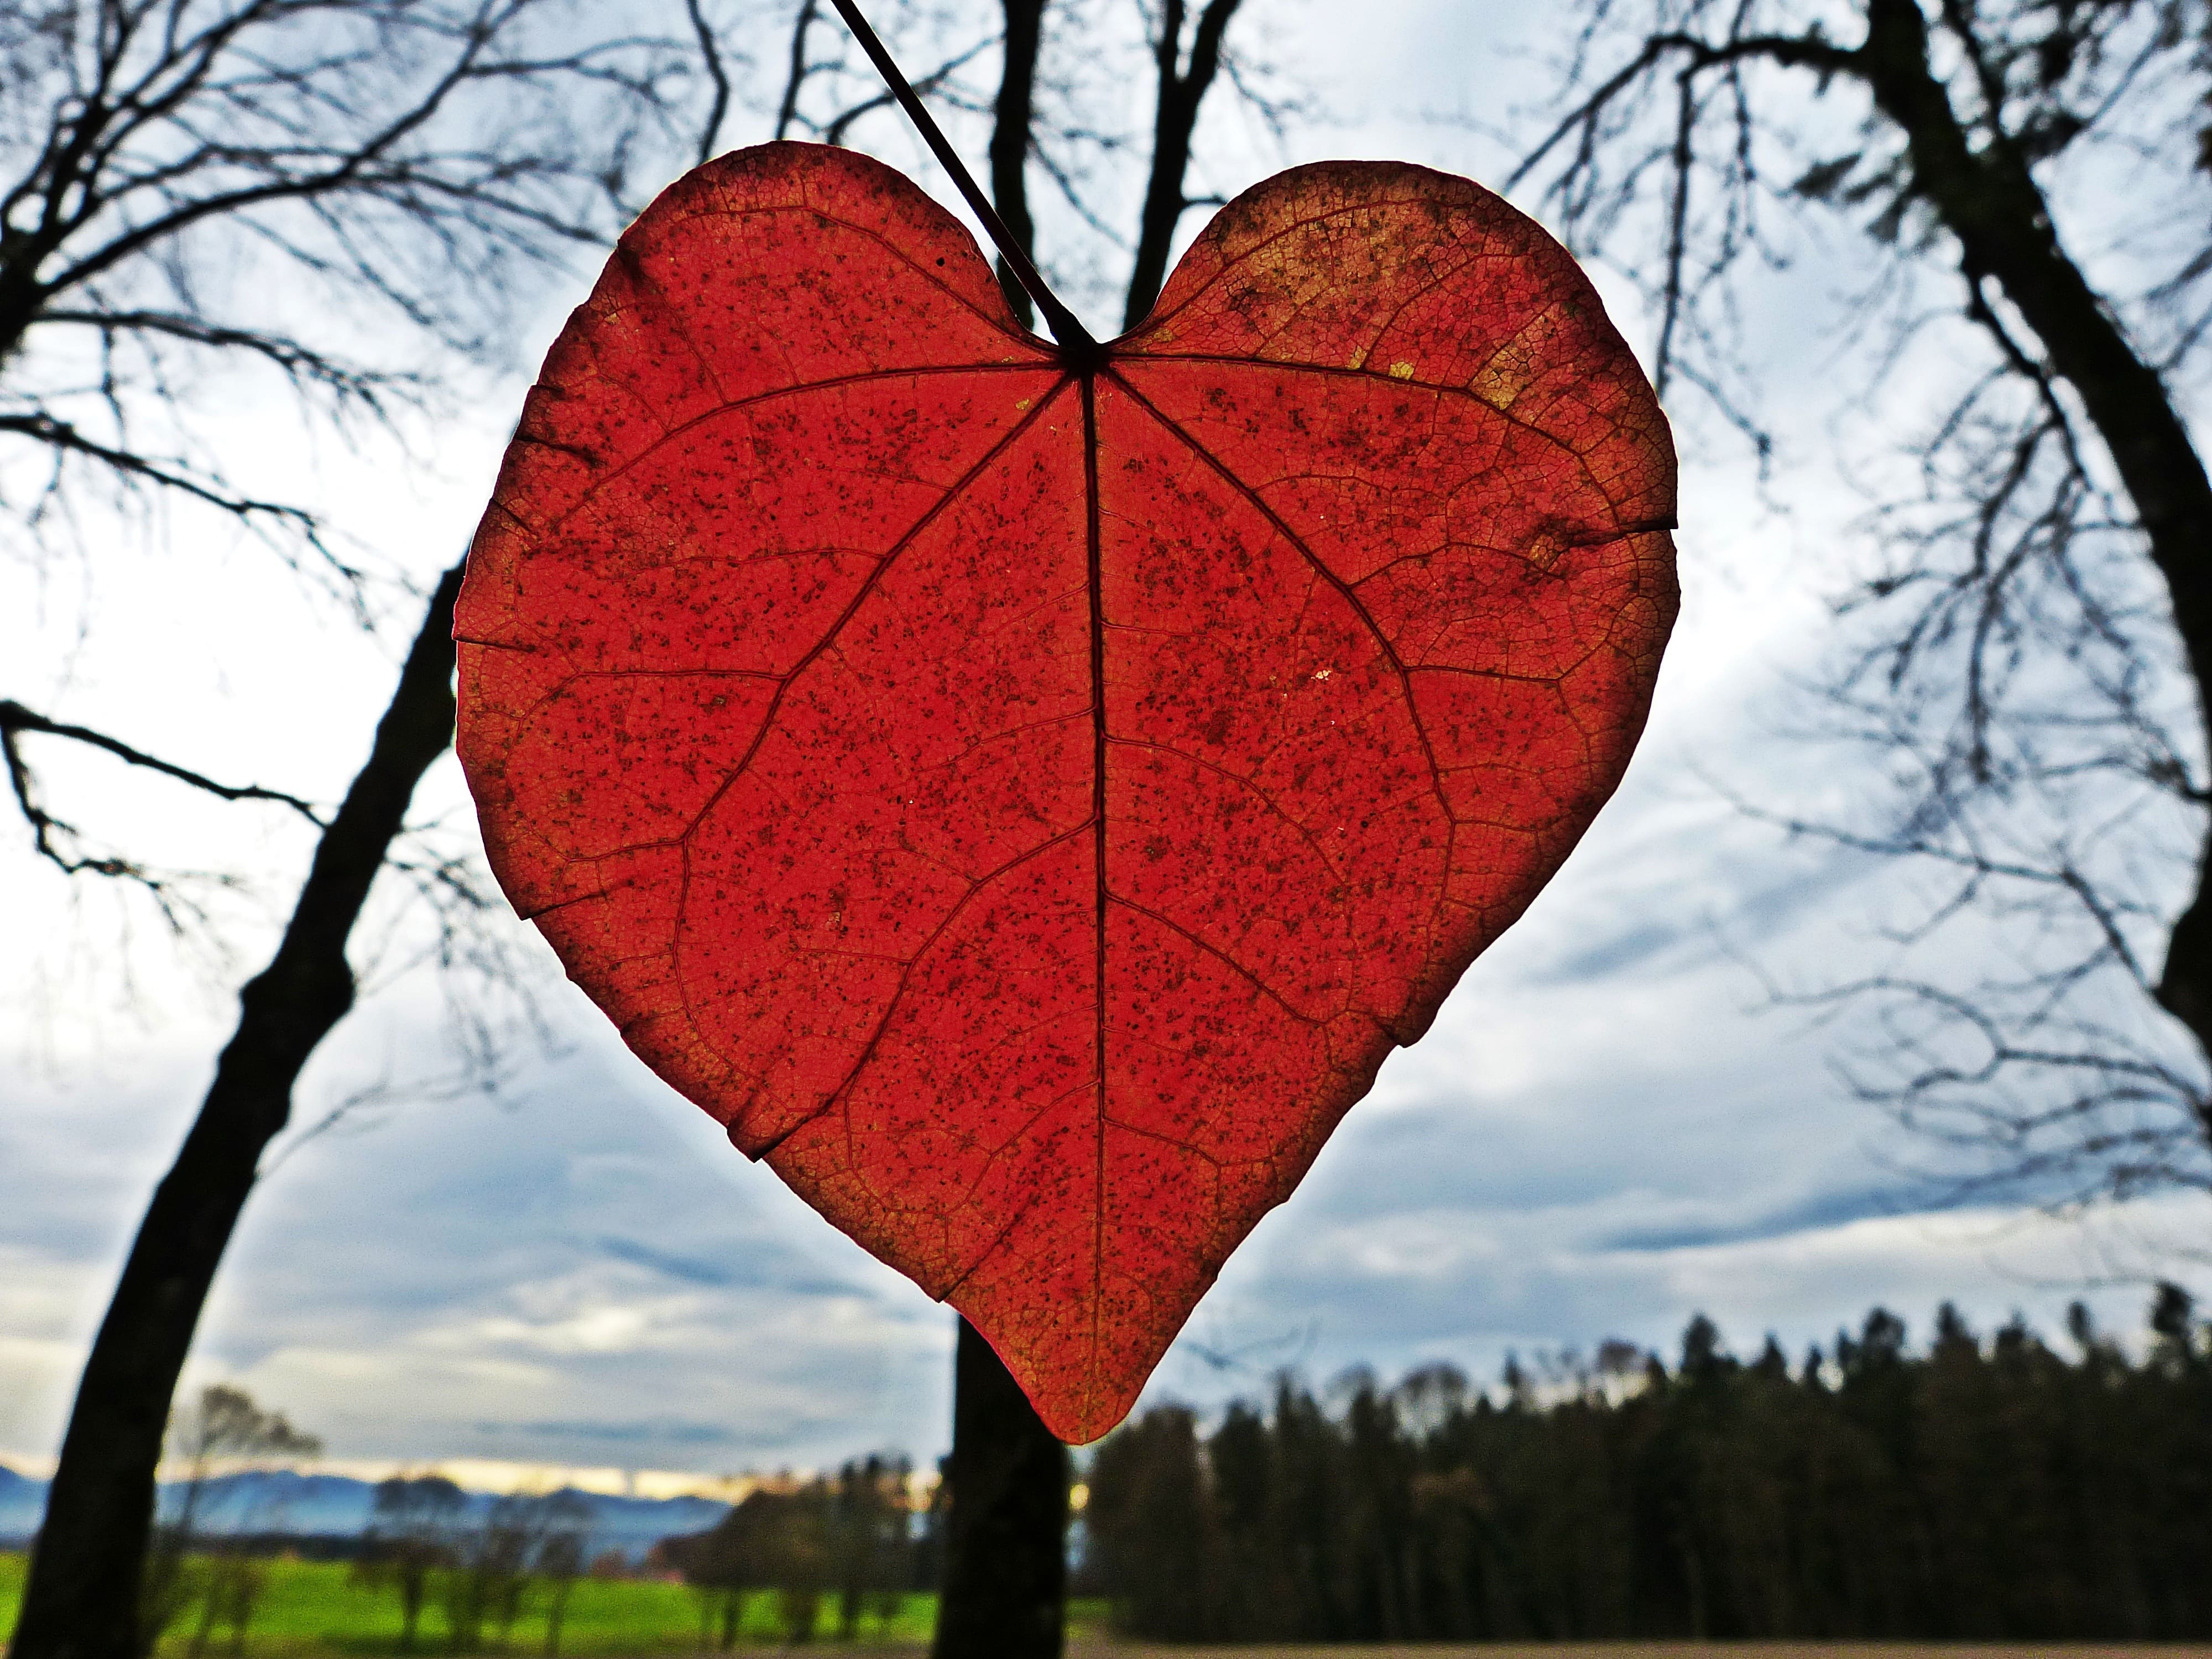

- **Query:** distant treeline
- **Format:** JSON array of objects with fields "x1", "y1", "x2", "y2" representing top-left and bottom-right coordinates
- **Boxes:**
[
  {"x1": 1081, "y1": 1288, "x2": 2212, "y2": 1644},
  {"x1": 655, "y1": 1455, "x2": 931, "y2": 1647}
]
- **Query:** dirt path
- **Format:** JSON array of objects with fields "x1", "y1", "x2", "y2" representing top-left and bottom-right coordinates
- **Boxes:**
[
  {"x1": 1072, "y1": 1647, "x2": 2212, "y2": 1658},
  {"x1": 784, "y1": 1644, "x2": 2212, "y2": 1657}
]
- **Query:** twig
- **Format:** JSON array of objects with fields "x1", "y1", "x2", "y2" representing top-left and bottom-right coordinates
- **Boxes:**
[
  {"x1": 824, "y1": 0, "x2": 1097, "y2": 359},
  {"x1": 1, "y1": 697, "x2": 327, "y2": 863}
]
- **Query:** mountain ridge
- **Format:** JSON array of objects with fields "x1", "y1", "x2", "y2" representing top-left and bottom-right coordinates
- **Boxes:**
[{"x1": 0, "y1": 1464, "x2": 728, "y2": 1559}]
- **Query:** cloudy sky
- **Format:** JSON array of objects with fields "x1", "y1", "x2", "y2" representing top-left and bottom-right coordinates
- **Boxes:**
[{"x1": 4, "y1": 0, "x2": 2204, "y2": 1491}]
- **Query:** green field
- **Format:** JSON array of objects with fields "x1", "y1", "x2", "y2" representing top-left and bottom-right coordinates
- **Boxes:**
[
  {"x1": 11, "y1": 1559, "x2": 2210, "y2": 1658},
  {"x1": 0, "y1": 1554, "x2": 1098, "y2": 1653}
]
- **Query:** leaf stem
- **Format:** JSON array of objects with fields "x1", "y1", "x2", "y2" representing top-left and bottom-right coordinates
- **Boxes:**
[{"x1": 825, "y1": 0, "x2": 1100, "y2": 363}]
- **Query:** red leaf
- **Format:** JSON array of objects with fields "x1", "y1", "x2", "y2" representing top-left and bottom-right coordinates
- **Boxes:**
[{"x1": 455, "y1": 143, "x2": 1676, "y2": 1442}]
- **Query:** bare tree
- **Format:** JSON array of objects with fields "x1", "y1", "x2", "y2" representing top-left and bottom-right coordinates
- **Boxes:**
[
  {"x1": 9, "y1": 4, "x2": 1290, "y2": 1657},
  {"x1": 353, "y1": 1475, "x2": 469, "y2": 1654},
  {"x1": 535, "y1": 1495, "x2": 594, "y2": 1650},
  {"x1": 160, "y1": 1386, "x2": 321, "y2": 1659},
  {"x1": 1, "y1": 0, "x2": 694, "y2": 947},
  {"x1": 859, "y1": 0, "x2": 1262, "y2": 1651},
  {"x1": 535, "y1": 1512, "x2": 590, "y2": 1659},
  {"x1": 138, "y1": 1385, "x2": 320, "y2": 1659},
  {"x1": 795, "y1": 3, "x2": 1276, "y2": 1653},
  {"x1": 0, "y1": 0, "x2": 682, "y2": 582},
  {"x1": 1515, "y1": 0, "x2": 2212, "y2": 1212},
  {"x1": 447, "y1": 1488, "x2": 590, "y2": 1653},
  {"x1": 16, "y1": 563, "x2": 474, "y2": 1659},
  {"x1": 2, "y1": 7, "x2": 697, "y2": 1657},
  {"x1": 1123, "y1": 0, "x2": 1245, "y2": 328},
  {"x1": 991, "y1": 0, "x2": 1049, "y2": 324}
]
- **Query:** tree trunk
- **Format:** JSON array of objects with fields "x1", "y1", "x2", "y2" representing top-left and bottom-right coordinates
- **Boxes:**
[
  {"x1": 930, "y1": 1318, "x2": 1070, "y2": 1659},
  {"x1": 11, "y1": 561, "x2": 467, "y2": 1659},
  {"x1": 924, "y1": 20, "x2": 1072, "y2": 1658},
  {"x1": 989, "y1": 0, "x2": 1047, "y2": 330},
  {"x1": 1123, "y1": 0, "x2": 1243, "y2": 332},
  {"x1": 1855, "y1": 0, "x2": 2212, "y2": 1066}
]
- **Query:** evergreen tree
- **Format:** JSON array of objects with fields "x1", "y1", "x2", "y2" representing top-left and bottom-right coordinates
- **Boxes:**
[{"x1": 1084, "y1": 1290, "x2": 2212, "y2": 1642}]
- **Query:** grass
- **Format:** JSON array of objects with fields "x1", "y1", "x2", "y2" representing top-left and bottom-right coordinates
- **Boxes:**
[
  {"x1": 1, "y1": 1552, "x2": 888, "y2": 1653},
  {"x1": 0, "y1": 1554, "x2": 1116, "y2": 1655},
  {"x1": 11, "y1": 1561, "x2": 2210, "y2": 1655}
]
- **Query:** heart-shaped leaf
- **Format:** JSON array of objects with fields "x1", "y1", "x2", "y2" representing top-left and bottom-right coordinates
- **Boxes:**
[{"x1": 455, "y1": 143, "x2": 1676, "y2": 1442}]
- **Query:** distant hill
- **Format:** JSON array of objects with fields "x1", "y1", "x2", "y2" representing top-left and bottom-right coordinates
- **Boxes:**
[
  {"x1": 0, "y1": 1464, "x2": 728, "y2": 1560},
  {"x1": 0, "y1": 1463, "x2": 38, "y2": 1546}
]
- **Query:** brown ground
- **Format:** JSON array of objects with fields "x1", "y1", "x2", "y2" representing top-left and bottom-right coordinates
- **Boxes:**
[
  {"x1": 1075, "y1": 1655, "x2": 2212, "y2": 1659},
  {"x1": 1072, "y1": 1647, "x2": 2212, "y2": 1658},
  {"x1": 784, "y1": 1645, "x2": 2212, "y2": 1657}
]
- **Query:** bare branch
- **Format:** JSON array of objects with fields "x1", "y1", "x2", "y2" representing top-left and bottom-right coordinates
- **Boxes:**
[
  {"x1": 0, "y1": 410, "x2": 324, "y2": 531},
  {"x1": 818, "y1": 38, "x2": 1000, "y2": 147},
  {"x1": 775, "y1": 0, "x2": 822, "y2": 143},
  {"x1": 0, "y1": 700, "x2": 324, "y2": 824},
  {"x1": 1523, "y1": 0, "x2": 2212, "y2": 1217},
  {"x1": 688, "y1": 0, "x2": 737, "y2": 164},
  {"x1": 0, "y1": 0, "x2": 692, "y2": 578}
]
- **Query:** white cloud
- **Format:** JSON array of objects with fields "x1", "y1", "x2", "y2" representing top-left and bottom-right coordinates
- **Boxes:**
[{"x1": 4, "y1": 0, "x2": 2208, "y2": 1490}]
